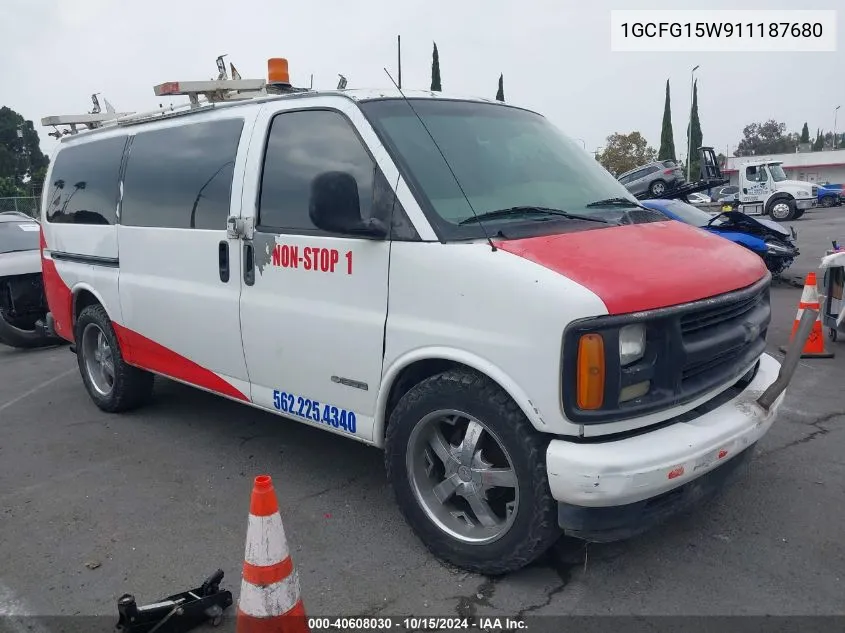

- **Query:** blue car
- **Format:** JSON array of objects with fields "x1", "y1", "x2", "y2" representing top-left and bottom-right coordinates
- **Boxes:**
[{"x1": 640, "y1": 198, "x2": 800, "y2": 276}]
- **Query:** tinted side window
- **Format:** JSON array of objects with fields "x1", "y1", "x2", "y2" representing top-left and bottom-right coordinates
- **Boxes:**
[
  {"x1": 258, "y1": 109, "x2": 418, "y2": 240},
  {"x1": 45, "y1": 136, "x2": 127, "y2": 225},
  {"x1": 259, "y1": 110, "x2": 376, "y2": 233},
  {"x1": 121, "y1": 119, "x2": 244, "y2": 229}
]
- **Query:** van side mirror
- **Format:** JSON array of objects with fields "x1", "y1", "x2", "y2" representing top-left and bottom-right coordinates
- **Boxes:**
[{"x1": 309, "y1": 171, "x2": 388, "y2": 238}]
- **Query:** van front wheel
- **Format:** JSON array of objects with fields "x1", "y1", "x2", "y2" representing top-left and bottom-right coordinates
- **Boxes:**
[
  {"x1": 75, "y1": 304, "x2": 154, "y2": 413},
  {"x1": 385, "y1": 369, "x2": 560, "y2": 575}
]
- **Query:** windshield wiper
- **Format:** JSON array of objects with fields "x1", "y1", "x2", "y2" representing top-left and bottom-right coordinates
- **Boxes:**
[
  {"x1": 584, "y1": 197, "x2": 642, "y2": 208},
  {"x1": 458, "y1": 206, "x2": 612, "y2": 226}
]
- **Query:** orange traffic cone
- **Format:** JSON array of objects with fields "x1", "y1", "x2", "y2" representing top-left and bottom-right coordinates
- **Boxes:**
[
  {"x1": 780, "y1": 272, "x2": 834, "y2": 359},
  {"x1": 236, "y1": 475, "x2": 309, "y2": 633}
]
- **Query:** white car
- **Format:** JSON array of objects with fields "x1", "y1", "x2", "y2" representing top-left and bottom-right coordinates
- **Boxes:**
[
  {"x1": 0, "y1": 212, "x2": 63, "y2": 348},
  {"x1": 686, "y1": 192, "x2": 712, "y2": 205}
]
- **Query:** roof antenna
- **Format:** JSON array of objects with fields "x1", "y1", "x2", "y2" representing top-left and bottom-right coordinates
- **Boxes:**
[{"x1": 381, "y1": 67, "x2": 497, "y2": 252}]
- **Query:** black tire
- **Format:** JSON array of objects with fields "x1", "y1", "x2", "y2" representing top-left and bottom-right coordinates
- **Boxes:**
[
  {"x1": 75, "y1": 304, "x2": 154, "y2": 412},
  {"x1": 793, "y1": 209, "x2": 805, "y2": 220},
  {"x1": 767, "y1": 198, "x2": 796, "y2": 221},
  {"x1": 385, "y1": 369, "x2": 560, "y2": 575},
  {"x1": 820, "y1": 196, "x2": 835, "y2": 208},
  {"x1": 649, "y1": 179, "x2": 667, "y2": 197}
]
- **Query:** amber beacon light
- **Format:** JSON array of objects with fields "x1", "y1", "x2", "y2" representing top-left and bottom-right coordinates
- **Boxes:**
[
  {"x1": 576, "y1": 333, "x2": 605, "y2": 410},
  {"x1": 267, "y1": 58, "x2": 291, "y2": 85}
]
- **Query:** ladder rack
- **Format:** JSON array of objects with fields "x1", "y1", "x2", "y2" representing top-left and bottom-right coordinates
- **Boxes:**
[{"x1": 41, "y1": 56, "x2": 315, "y2": 137}]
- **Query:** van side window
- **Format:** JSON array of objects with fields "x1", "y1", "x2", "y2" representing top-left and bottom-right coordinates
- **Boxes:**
[
  {"x1": 45, "y1": 136, "x2": 127, "y2": 225},
  {"x1": 121, "y1": 119, "x2": 244, "y2": 229},
  {"x1": 258, "y1": 109, "x2": 418, "y2": 240}
]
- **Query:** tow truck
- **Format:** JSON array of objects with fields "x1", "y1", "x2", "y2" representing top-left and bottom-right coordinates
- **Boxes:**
[
  {"x1": 723, "y1": 159, "x2": 817, "y2": 221},
  {"x1": 634, "y1": 149, "x2": 816, "y2": 222}
]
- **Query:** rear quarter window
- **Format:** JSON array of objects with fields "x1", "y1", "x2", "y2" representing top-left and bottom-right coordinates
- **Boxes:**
[
  {"x1": 45, "y1": 136, "x2": 128, "y2": 225},
  {"x1": 121, "y1": 118, "x2": 244, "y2": 229}
]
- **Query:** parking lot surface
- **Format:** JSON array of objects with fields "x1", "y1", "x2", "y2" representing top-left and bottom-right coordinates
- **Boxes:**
[{"x1": 1, "y1": 210, "x2": 844, "y2": 622}]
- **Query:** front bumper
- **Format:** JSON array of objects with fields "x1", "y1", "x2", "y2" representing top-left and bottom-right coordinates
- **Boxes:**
[
  {"x1": 795, "y1": 197, "x2": 817, "y2": 210},
  {"x1": 546, "y1": 352, "x2": 784, "y2": 539}
]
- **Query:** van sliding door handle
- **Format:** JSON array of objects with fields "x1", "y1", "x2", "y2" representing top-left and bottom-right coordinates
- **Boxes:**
[
  {"x1": 218, "y1": 241, "x2": 230, "y2": 283},
  {"x1": 244, "y1": 243, "x2": 255, "y2": 286}
]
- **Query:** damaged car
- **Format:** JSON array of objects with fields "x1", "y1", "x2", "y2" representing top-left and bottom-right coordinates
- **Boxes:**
[
  {"x1": 0, "y1": 212, "x2": 65, "y2": 348},
  {"x1": 640, "y1": 198, "x2": 799, "y2": 276}
]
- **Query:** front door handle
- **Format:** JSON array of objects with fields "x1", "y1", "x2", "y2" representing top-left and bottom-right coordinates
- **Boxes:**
[
  {"x1": 244, "y1": 243, "x2": 255, "y2": 286},
  {"x1": 218, "y1": 240, "x2": 230, "y2": 283}
]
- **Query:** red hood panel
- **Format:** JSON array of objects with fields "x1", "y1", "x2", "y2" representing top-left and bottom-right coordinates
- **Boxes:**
[{"x1": 494, "y1": 221, "x2": 768, "y2": 314}]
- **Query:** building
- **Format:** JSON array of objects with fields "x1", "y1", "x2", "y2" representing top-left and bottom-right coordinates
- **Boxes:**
[{"x1": 723, "y1": 149, "x2": 845, "y2": 186}]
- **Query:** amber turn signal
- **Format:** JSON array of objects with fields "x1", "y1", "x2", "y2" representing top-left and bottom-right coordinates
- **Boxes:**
[{"x1": 577, "y1": 333, "x2": 605, "y2": 409}]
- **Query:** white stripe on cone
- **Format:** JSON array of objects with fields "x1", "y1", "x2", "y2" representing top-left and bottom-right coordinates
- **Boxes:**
[
  {"x1": 795, "y1": 309, "x2": 822, "y2": 322},
  {"x1": 245, "y1": 512, "x2": 290, "y2": 567},
  {"x1": 800, "y1": 283, "x2": 819, "y2": 304},
  {"x1": 239, "y1": 572, "x2": 301, "y2": 618}
]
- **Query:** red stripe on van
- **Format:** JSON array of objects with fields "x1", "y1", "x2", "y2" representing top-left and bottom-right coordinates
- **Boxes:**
[
  {"x1": 111, "y1": 323, "x2": 249, "y2": 402},
  {"x1": 494, "y1": 221, "x2": 767, "y2": 314},
  {"x1": 40, "y1": 228, "x2": 74, "y2": 342}
]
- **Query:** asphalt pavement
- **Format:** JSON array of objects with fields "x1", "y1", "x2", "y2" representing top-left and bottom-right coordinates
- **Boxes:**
[{"x1": 1, "y1": 216, "x2": 844, "y2": 625}]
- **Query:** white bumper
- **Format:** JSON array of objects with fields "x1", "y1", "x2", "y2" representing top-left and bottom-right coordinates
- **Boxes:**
[
  {"x1": 546, "y1": 352, "x2": 783, "y2": 508},
  {"x1": 795, "y1": 197, "x2": 816, "y2": 210}
]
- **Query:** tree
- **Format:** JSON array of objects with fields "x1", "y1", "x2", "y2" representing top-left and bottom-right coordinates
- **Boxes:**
[
  {"x1": 0, "y1": 176, "x2": 23, "y2": 197},
  {"x1": 813, "y1": 128, "x2": 824, "y2": 151},
  {"x1": 430, "y1": 42, "x2": 441, "y2": 92},
  {"x1": 686, "y1": 79, "x2": 702, "y2": 177},
  {"x1": 658, "y1": 79, "x2": 676, "y2": 162},
  {"x1": 800, "y1": 122, "x2": 810, "y2": 144},
  {"x1": 734, "y1": 120, "x2": 796, "y2": 156},
  {"x1": 495, "y1": 74, "x2": 504, "y2": 102},
  {"x1": 597, "y1": 132, "x2": 657, "y2": 176},
  {"x1": 0, "y1": 106, "x2": 49, "y2": 196}
]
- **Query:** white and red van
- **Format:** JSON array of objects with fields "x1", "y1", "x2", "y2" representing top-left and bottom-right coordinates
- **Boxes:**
[{"x1": 39, "y1": 66, "x2": 791, "y2": 574}]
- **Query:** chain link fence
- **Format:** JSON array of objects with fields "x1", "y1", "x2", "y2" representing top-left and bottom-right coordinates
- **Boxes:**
[{"x1": 0, "y1": 197, "x2": 40, "y2": 219}]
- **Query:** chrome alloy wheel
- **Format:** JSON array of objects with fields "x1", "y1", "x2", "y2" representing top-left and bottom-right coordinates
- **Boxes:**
[
  {"x1": 405, "y1": 409, "x2": 519, "y2": 545},
  {"x1": 81, "y1": 323, "x2": 115, "y2": 397}
]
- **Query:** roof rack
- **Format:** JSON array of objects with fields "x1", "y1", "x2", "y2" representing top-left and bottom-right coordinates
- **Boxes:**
[{"x1": 40, "y1": 55, "x2": 314, "y2": 137}]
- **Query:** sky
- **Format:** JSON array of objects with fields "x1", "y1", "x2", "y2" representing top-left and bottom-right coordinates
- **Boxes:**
[{"x1": 1, "y1": 0, "x2": 843, "y2": 162}]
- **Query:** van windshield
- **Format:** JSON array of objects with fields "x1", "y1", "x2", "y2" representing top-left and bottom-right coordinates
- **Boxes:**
[{"x1": 360, "y1": 99, "x2": 641, "y2": 240}]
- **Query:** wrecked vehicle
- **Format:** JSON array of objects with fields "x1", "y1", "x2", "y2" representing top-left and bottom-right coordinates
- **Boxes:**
[
  {"x1": 0, "y1": 212, "x2": 64, "y2": 348},
  {"x1": 640, "y1": 198, "x2": 800, "y2": 276}
]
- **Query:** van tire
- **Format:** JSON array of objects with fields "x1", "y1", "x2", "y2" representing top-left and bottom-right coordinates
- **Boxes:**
[
  {"x1": 384, "y1": 369, "x2": 560, "y2": 575},
  {"x1": 767, "y1": 198, "x2": 796, "y2": 221},
  {"x1": 75, "y1": 304, "x2": 154, "y2": 413}
]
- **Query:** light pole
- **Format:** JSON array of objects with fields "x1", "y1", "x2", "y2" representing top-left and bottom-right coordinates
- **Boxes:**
[
  {"x1": 574, "y1": 137, "x2": 586, "y2": 149},
  {"x1": 835, "y1": 105, "x2": 841, "y2": 149},
  {"x1": 687, "y1": 65, "x2": 699, "y2": 181}
]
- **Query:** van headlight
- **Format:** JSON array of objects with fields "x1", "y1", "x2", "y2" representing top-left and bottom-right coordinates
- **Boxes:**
[{"x1": 619, "y1": 323, "x2": 646, "y2": 366}]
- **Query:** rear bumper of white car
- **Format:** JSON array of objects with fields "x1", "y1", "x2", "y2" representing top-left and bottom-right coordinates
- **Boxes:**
[{"x1": 546, "y1": 352, "x2": 783, "y2": 541}]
